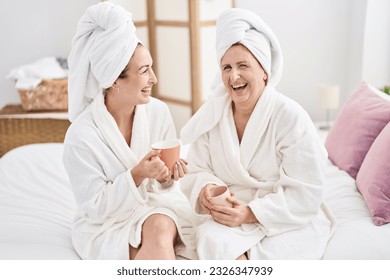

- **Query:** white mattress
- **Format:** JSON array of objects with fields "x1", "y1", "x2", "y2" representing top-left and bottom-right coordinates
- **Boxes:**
[
  {"x1": 0, "y1": 144, "x2": 80, "y2": 259},
  {"x1": 323, "y1": 161, "x2": 390, "y2": 259},
  {"x1": 0, "y1": 143, "x2": 389, "y2": 259}
]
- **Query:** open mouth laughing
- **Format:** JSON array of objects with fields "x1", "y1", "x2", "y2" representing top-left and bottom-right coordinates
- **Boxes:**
[
  {"x1": 141, "y1": 88, "x2": 152, "y2": 95},
  {"x1": 231, "y1": 83, "x2": 247, "y2": 91}
]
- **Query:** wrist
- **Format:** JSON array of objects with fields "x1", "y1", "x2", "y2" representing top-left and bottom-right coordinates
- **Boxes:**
[
  {"x1": 131, "y1": 166, "x2": 145, "y2": 187},
  {"x1": 245, "y1": 206, "x2": 258, "y2": 223},
  {"x1": 160, "y1": 178, "x2": 174, "y2": 188}
]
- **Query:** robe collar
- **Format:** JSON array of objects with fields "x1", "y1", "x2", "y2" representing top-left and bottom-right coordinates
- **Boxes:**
[{"x1": 91, "y1": 93, "x2": 150, "y2": 169}]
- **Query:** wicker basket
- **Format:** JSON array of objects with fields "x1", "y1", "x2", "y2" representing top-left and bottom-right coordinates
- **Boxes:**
[
  {"x1": 17, "y1": 79, "x2": 68, "y2": 111},
  {"x1": 0, "y1": 104, "x2": 70, "y2": 156}
]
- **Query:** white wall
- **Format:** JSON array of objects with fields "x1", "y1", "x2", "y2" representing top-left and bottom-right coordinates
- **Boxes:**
[
  {"x1": 362, "y1": 0, "x2": 390, "y2": 88},
  {"x1": 345, "y1": 0, "x2": 366, "y2": 98},
  {"x1": 0, "y1": 0, "x2": 97, "y2": 109}
]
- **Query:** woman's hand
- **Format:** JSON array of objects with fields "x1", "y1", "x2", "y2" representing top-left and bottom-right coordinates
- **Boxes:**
[
  {"x1": 131, "y1": 149, "x2": 171, "y2": 186},
  {"x1": 210, "y1": 196, "x2": 258, "y2": 227},
  {"x1": 198, "y1": 183, "x2": 217, "y2": 214},
  {"x1": 158, "y1": 158, "x2": 189, "y2": 188},
  {"x1": 171, "y1": 159, "x2": 189, "y2": 181}
]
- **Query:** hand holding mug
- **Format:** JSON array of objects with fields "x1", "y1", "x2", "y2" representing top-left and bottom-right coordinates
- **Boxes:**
[
  {"x1": 159, "y1": 158, "x2": 189, "y2": 188},
  {"x1": 151, "y1": 140, "x2": 181, "y2": 175},
  {"x1": 199, "y1": 183, "x2": 216, "y2": 214},
  {"x1": 171, "y1": 159, "x2": 189, "y2": 181},
  {"x1": 209, "y1": 185, "x2": 234, "y2": 208},
  {"x1": 199, "y1": 184, "x2": 233, "y2": 214},
  {"x1": 131, "y1": 149, "x2": 170, "y2": 186}
]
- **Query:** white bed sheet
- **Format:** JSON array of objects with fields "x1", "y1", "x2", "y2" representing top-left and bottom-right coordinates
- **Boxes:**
[
  {"x1": 0, "y1": 143, "x2": 80, "y2": 259},
  {"x1": 0, "y1": 143, "x2": 389, "y2": 259},
  {"x1": 323, "y1": 161, "x2": 390, "y2": 259}
]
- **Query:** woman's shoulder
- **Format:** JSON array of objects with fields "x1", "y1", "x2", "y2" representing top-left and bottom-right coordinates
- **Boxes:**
[
  {"x1": 275, "y1": 92, "x2": 305, "y2": 114},
  {"x1": 274, "y1": 92, "x2": 311, "y2": 124},
  {"x1": 271, "y1": 91, "x2": 315, "y2": 139},
  {"x1": 64, "y1": 108, "x2": 100, "y2": 144}
]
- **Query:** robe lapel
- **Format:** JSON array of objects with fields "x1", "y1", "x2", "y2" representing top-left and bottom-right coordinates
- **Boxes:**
[
  {"x1": 129, "y1": 105, "x2": 150, "y2": 160},
  {"x1": 91, "y1": 93, "x2": 140, "y2": 169},
  {"x1": 240, "y1": 86, "x2": 278, "y2": 169},
  {"x1": 218, "y1": 101, "x2": 254, "y2": 183},
  {"x1": 217, "y1": 86, "x2": 279, "y2": 184}
]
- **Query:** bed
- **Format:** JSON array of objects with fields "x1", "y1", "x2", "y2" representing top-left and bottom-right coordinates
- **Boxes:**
[
  {"x1": 1, "y1": 139, "x2": 389, "y2": 260},
  {"x1": 0, "y1": 143, "x2": 79, "y2": 259}
]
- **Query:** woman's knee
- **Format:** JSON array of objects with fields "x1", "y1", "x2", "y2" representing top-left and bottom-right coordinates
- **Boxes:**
[{"x1": 142, "y1": 214, "x2": 177, "y2": 244}]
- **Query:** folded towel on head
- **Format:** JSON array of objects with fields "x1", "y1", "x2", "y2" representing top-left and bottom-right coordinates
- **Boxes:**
[
  {"x1": 181, "y1": 8, "x2": 283, "y2": 144},
  {"x1": 67, "y1": 2, "x2": 140, "y2": 122}
]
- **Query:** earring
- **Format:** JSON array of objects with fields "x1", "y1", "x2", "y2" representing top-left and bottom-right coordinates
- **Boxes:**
[{"x1": 263, "y1": 75, "x2": 268, "y2": 81}]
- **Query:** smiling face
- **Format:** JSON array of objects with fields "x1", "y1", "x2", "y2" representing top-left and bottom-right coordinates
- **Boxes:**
[
  {"x1": 220, "y1": 44, "x2": 267, "y2": 110},
  {"x1": 112, "y1": 44, "x2": 157, "y2": 107}
]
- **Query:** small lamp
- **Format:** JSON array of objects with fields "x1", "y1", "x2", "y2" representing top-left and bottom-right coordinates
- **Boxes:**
[{"x1": 318, "y1": 85, "x2": 340, "y2": 130}]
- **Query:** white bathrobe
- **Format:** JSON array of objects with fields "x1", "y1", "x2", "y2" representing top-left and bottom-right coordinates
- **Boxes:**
[
  {"x1": 180, "y1": 85, "x2": 336, "y2": 260},
  {"x1": 63, "y1": 94, "x2": 196, "y2": 260}
]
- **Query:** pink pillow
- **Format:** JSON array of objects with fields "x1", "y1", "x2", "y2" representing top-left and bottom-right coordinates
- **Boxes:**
[
  {"x1": 356, "y1": 122, "x2": 390, "y2": 226},
  {"x1": 325, "y1": 82, "x2": 390, "y2": 179}
]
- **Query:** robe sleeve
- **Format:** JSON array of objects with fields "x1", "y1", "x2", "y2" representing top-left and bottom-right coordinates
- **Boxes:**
[
  {"x1": 63, "y1": 144, "x2": 147, "y2": 222},
  {"x1": 248, "y1": 125, "x2": 327, "y2": 236},
  {"x1": 181, "y1": 133, "x2": 226, "y2": 214}
]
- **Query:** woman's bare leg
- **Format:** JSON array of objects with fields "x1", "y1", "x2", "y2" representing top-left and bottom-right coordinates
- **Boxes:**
[
  {"x1": 134, "y1": 214, "x2": 177, "y2": 260},
  {"x1": 129, "y1": 245, "x2": 140, "y2": 260},
  {"x1": 236, "y1": 253, "x2": 248, "y2": 260}
]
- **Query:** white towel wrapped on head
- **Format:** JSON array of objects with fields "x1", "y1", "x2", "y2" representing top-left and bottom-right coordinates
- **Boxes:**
[
  {"x1": 216, "y1": 8, "x2": 283, "y2": 86},
  {"x1": 67, "y1": 2, "x2": 140, "y2": 122},
  {"x1": 181, "y1": 8, "x2": 283, "y2": 144}
]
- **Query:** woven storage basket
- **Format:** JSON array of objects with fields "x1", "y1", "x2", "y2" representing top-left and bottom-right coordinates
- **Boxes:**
[
  {"x1": 17, "y1": 79, "x2": 68, "y2": 111},
  {"x1": 0, "y1": 104, "x2": 70, "y2": 156}
]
